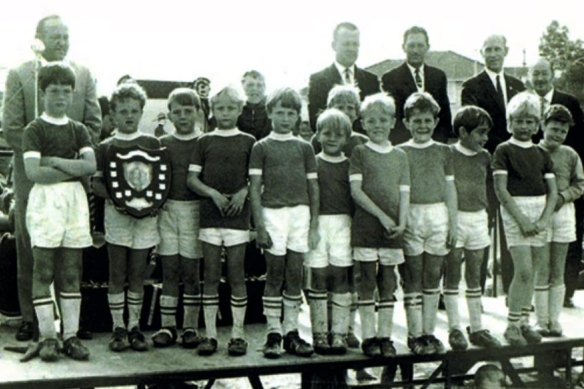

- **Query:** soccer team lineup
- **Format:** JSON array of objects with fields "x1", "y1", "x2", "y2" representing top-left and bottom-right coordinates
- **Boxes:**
[{"x1": 3, "y1": 15, "x2": 584, "y2": 374}]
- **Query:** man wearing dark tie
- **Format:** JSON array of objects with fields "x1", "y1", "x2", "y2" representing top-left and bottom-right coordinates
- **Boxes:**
[
  {"x1": 461, "y1": 35, "x2": 526, "y2": 294},
  {"x1": 381, "y1": 26, "x2": 452, "y2": 144},
  {"x1": 530, "y1": 58, "x2": 584, "y2": 308},
  {"x1": 308, "y1": 22, "x2": 379, "y2": 133}
]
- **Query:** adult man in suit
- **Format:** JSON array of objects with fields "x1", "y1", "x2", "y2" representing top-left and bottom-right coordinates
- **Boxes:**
[
  {"x1": 308, "y1": 22, "x2": 379, "y2": 132},
  {"x1": 381, "y1": 26, "x2": 452, "y2": 145},
  {"x1": 530, "y1": 58, "x2": 584, "y2": 308},
  {"x1": 2, "y1": 14, "x2": 101, "y2": 341},
  {"x1": 461, "y1": 35, "x2": 525, "y2": 294}
]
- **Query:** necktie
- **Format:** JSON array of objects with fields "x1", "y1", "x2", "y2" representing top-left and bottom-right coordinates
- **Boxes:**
[
  {"x1": 344, "y1": 68, "x2": 352, "y2": 85},
  {"x1": 496, "y1": 75, "x2": 505, "y2": 107},
  {"x1": 414, "y1": 68, "x2": 423, "y2": 90},
  {"x1": 540, "y1": 96, "x2": 547, "y2": 118}
]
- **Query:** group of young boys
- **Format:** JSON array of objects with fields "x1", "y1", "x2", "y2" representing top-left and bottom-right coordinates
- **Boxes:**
[{"x1": 23, "y1": 61, "x2": 583, "y2": 365}]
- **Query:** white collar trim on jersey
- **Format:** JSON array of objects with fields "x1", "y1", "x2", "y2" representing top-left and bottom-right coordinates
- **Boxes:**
[
  {"x1": 365, "y1": 140, "x2": 393, "y2": 154},
  {"x1": 318, "y1": 152, "x2": 347, "y2": 163},
  {"x1": 211, "y1": 128, "x2": 240, "y2": 137},
  {"x1": 509, "y1": 137, "x2": 533, "y2": 149},
  {"x1": 114, "y1": 131, "x2": 141, "y2": 141},
  {"x1": 40, "y1": 112, "x2": 69, "y2": 125},
  {"x1": 454, "y1": 141, "x2": 478, "y2": 156},
  {"x1": 404, "y1": 139, "x2": 434, "y2": 149},
  {"x1": 268, "y1": 132, "x2": 295, "y2": 141},
  {"x1": 172, "y1": 132, "x2": 199, "y2": 141}
]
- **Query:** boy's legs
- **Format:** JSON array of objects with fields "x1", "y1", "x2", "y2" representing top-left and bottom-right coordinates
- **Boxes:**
[
  {"x1": 377, "y1": 264, "x2": 397, "y2": 355},
  {"x1": 308, "y1": 267, "x2": 329, "y2": 352},
  {"x1": 444, "y1": 248, "x2": 468, "y2": 350},
  {"x1": 126, "y1": 248, "x2": 150, "y2": 351},
  {"x1": 329, "y1": 265, "x2": 350, "y2": 350},
  {"x1": 226, "y1": 243, "x2": 248, "y2": 342},
  {"x1": 347, "y1": 265, "x2": 360, "y2": 347},
  {"x1": 357, "y1": 261, "x2": 377, "y2": 347},
  {"x1": 549, "y1": 242, "x2": 569, "y2": 334},
  {"x1": 422, "y1": 253, "x2": 445, "y2": 352},
  {"x1": 401, "y1": 255, "x2": 423, "y2": 343},
  {"x1": 534, "y1": 244, "x2": 551, "y2": 333},
  {"x1": 201, "y1": 242, "x2": 222, "y2": 343},
  {"x1": 159, "y1": 255, "x2": 180, "y2": 333},
  {"x1": 180, "y1": 255, "x2": 201, "y2": 341},
  {"x1": 107, "y1": 244, "x2": 128, "y2": 331},
  {"x1": 32, "y1": 247, "x2": 59, "y2": 361}
]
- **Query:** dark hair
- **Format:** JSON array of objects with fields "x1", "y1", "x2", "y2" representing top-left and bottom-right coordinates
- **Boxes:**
[
  {"x1": 403, "y1": 26, "x2": 429, "y2": 46},
  {"x1": 266, "y1": 87, "x2": 302, "y2": 114},
  {"x1": 403, "y1": 92, "x2": 440, "y2": 120},
  {"x1": 333, "y1": 22, "x2": 359, "y2": 40},
  {"x1": 192, "y1": 77, "x2": 210, "y2": 89},
  {"x1": 38, "y1": 62, "x2": 75, "y2": 92},
  {"x1": 110, "y1": 82, "x2": 148, "y2": 111},
  {"x1": 453, "y1": 106, "x2": 493, "y2": 137},
  {"x1": 167, "y1": 87, "x2": 201, "y2": 110},
  {"x1": 116, "y1": 74, "x2": 135, "y2": 86},
  {"x1": 242, "y1": 70, "x2": 265, "y2": 84},
  {"x1": 35, "y1": 15, "x2": 62, "y2": 38},
  {"x1": 98, "y1": 96, "x2": 110, "y2": 116}
]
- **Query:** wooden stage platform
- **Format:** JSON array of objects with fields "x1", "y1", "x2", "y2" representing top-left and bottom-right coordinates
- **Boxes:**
[{"x1": 2, "y1": 294, "x2": 584, "y2": 388}]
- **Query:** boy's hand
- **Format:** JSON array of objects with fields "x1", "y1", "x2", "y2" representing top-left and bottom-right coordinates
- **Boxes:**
[
  {"x1": 447, "y1": 222, "x2": 458, "y2": 249},
  {"x1": 387, "y1": 224, "x2": 405, "y2": 239},
  {"x1": 534, "y1": 218, "x2": 550, "y2": 233},
  {"x1": 378, "y1": 214, "x2": 396, "y2": 232},
  {"x1": 309, "y1": 225, "x2": 320, "y2": 250},
  {"x1": 519, "y1": 219, "x2": 538, "y2": 237},
  {"x1": 211, "y1": 191, "x2": 230, "y2": 216},
  {"x1": 255, "y1": 227, "x2": 273, "y2": 249},
  {"x1": 225, "y1": 188, "x2": 248, "y2": 217},
  {"x1": 554, "y1": 194, "x2": 565, "y2": 212}
]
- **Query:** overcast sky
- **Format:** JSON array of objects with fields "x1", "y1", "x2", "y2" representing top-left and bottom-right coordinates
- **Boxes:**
[{"x1": 1, "y1": 0, "x2": 583, "y2": 97}]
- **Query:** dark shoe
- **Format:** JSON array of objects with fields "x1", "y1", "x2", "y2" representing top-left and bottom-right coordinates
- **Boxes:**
[
  {"x1": 227, "y1": 338, "x2": 248, "y2": 357},
  {"x1": 564, "y1": 298, "x2": 575, "y2": 308},
  {"x1": 467, "y1": 328, "x2": 501, "y2": 348},
  {"x1": 313, "y1": 333, "x2": 330, "y2": 355},
  {"x1": 16, "y1": 321, "x2": 34, "y2": 342},
  {"x1": 361, "y1": 337, "x2": 381, "y2": 357},
  {"x1": 534, "y1": 323, "x2": 551, "y2": 337},
  {"x1": 198, "y1": 338, "x2": 218, "y2": 356},
  {"x1": 448, "y1": 328, "x2": 468, "y2": 351},
  {"x1": 284, "y1": 330, "x2": 313, "y2": 357},
  {"x1": 263, "y1": 332, "x2": 282, "y2": 359},
  {"x1": 63, "y1": 336, "x2": 90, "y2": 360},
  {"x1": 520, "y1": 324, "x2": 542, "y2": 344},
  {"x1": 504, "y1": 325, "x2": 527, "y2": 346},
  {"x1": 425, "y1": 334, "x2": 446, "y2": 354},
  {"x1": 109, "y1": 327, "x2": 130, "y2": 352},
  {"x1": 408, "y1": 336, "x2": 429, "y2": 355},
  {"x1": 39, "y1": 338, "x2": 60, "y2": 362},
  {"x1": 181, "y1": 328, "x2": 203, "y2": 349},
  {"x1": 129, "y1": 326, "x2": 149, "y2": 351},
  {"x1": 152, "y1": 327, "x2": 177, "y2": 348},
  {"x1": 549, "y1": 321, "x2": 563, "y2": 337},
  {"x1": 346, "y1": 330, "x2": 360, "y2": 348},
  {"x1": 76, "y1": 328, "x2": 93, "y2": 340},
  {"x1": 379, "y1": 337, "x2": 396, "y2": 357},
  {"x1": 329, "y1": 333, "x2": 347, "y2": 355}
]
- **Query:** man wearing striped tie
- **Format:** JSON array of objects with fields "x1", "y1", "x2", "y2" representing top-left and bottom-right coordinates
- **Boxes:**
[{"x1": 381, "y1": 26, "x2": 452, "y2": 145}]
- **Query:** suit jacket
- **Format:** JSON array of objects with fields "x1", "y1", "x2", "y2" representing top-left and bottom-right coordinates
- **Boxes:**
[
  {"x1": 2, "y1": 59, "x2": 102, "y2": 154},
  {"x1": 308, "y1": 64, "x2": 380, "y2": 131},
  {"x1": 461, "y1": 70, "x2": 525, "y2": 153},
  {"x1": 550, "y1": 89, "x2": 584, "y2": 161},
  {"x1": 381, "y1": 62, "x2": 452, "y2": 145}
]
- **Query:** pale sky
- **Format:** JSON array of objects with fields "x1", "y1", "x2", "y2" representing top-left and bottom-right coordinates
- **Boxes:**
[{"x1": 1, "y1": 0, "x2": 583, "y2": 96}]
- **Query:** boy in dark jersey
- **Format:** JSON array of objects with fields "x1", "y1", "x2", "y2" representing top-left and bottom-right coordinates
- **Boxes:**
[
  {"x1": 250, "y1": 88, "x2": 319, "y2": 359},
  {"x1": 492, "y1": 92, "x2": 557, "y2": 346},
  {"x1": 92, "y1": 83, "x2": 160, "y2": 353},
  {"x1": 306, "y1": 108, "x2": 353, "y2": 355},
  {"x1": 152, "y1": 88, "x2": 203, "y2": 349},
  {"x1": 188, "y1": 87, "x2": 256, "y2": 356},
  {"x1": 24, "y1": 63, "x2": 96, "y2": 361},
  {"x1": 445, "y1": 106, "x2": 501, "y2": 350}
]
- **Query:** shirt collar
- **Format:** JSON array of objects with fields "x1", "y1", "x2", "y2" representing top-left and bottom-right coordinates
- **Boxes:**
[
  {"x1": 318, "y1": 152, "x2": 347, "y2": 163},
  {"x1": 40, "y1": 112, "x2": 69, "y2": 125},
  {"x1": 210, "y1": 128, "x2": 240, "y2": 137},
  {"x1": 407, "y1": 62, "x2": 424, "y2": 76},
  {"x1": 114, "y1": 131, "x2": 141, "y2": 141},
  {"x1": 404, "y1": 139, "x2": 434, "y2": 149},
  {"x1": 334, "y1": 61, "x2": 354, "y2": 78},
  {"x1": 509, "y1": 136, "x2": 533, "y2": 148},
  {"x1": 484, "y1": 67, "x2": 505, "y2": 85},
  {"x1": 454, "y1": 141, "x2": 478, "y2": 156},
  {"x1": 172, "y1": 132, "x2": 199, "y2": 141},
  {"x1": 268, "y1": 131, "x2": 295, "y2": 141},
  {"x1": 365, "y1": 140, "x2": 393, "y2": 154},
  {"x1": 543, "y1": 88, "x2": 554, "y2": 103}
]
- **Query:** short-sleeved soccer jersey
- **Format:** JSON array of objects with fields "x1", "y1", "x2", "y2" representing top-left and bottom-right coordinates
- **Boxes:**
[
  {"x1": 492, "y1": 138, "x2": 554, "y2": 196},
  {"x1": 398, "y1": 140, "x2": 454, "y2": 204},
  {"x1": 95, "y1": 132, "x2": 161, "y2": 179},
  {"x1": 450, "y1": 142, "x2": 491, "y2": 212},
  {"x1": 161, "y1": 133, "x2": 200, "y2": 201},
  {"x1": 538, "y1": 142, "x2": 584, "y2": 203},
  {"x1": 189, "y1": 128, "x2": 256, "y2": 229},
  {"x1": 316, "y1": 153, "x2": 352, "y2": 216},
  {"x1": 249, "y1": 132, "x2": 317, "y2": 208},
  {"x1": 22, "y1": 114, "x2": 93, "y2": 177},
  {"x1": 349, "y1": 142, "x2": 410, "y2": 248}
]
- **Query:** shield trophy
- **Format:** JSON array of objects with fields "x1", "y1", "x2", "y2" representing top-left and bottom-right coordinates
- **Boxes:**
[{"x1": 105, "y1": 145, "x2": 171, "y2": 218}]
